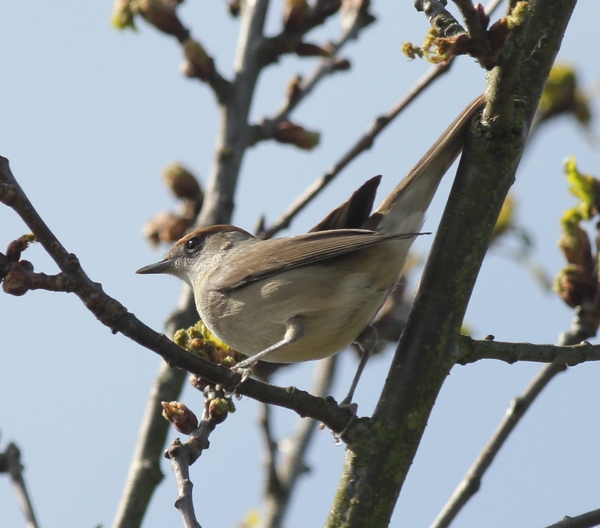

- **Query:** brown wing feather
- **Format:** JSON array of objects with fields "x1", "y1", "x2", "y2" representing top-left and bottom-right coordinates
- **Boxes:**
[
  {"x1": 309, "y1": 176, "x2": 381, "y2": 232},
  {"x1": 217, "y1": 229, "x2": 423, "y2": 291}
]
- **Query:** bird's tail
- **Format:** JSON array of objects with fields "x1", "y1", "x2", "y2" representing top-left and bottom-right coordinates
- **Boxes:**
[{"x1": 364, "y1": 94, "x2": 487, "y2": 234}]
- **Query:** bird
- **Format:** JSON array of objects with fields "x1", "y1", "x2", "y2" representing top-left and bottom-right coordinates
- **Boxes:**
[{"x1": 137, "y1": 94, "x2": 486, "y2": 405}]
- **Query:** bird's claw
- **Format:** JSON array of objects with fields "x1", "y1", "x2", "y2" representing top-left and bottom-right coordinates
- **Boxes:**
[
  {"x1": 332, "y1": 400, "x2": 358, "y2": 444},
  {"x1": 233, "y1": 365, "x2": 253, "y2": 384}
]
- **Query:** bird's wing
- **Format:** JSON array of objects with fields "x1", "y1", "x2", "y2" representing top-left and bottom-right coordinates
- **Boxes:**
[
  {"x1": 215, "y1": 229, "x2": 422, "y2": 291},
  {"x1": 309, "y1": 175, "x2": 381, "y2": 232}
]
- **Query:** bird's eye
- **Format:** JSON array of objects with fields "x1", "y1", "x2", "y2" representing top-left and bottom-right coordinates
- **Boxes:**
[{"x1": 185, "y1": 237, "x2": 203, "y2": 254}]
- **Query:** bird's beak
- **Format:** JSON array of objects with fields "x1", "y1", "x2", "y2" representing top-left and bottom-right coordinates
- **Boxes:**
[{"x1": 136, "y1": 258, "x2": 176, "y2": 275}]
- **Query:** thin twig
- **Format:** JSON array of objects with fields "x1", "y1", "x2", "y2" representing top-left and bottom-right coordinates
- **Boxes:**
[
  {"x1": 258, "y1": 0, "x2": 354, "y2": 68},
  {"x1": 456, "y1": 335, "x2": 600, "y2": 365},
  {"x1": 1, "y1": 443, "x2": 40, "y2": 528},
  {"x1": 415, "y1": 0, "x2": 466, "y2": 37},
  {"x1": 167, "y1": 418, "x2": 216, "y2": 528},
  {"x1": 431, "y1": 304, "x2": 600, "y2": 528},
  {"x1": 332, "y1": 0, "x2": 577, "y2": 523},
  {"x1": 0, "y1": 157, "x2": 354, "y2": 430},
  {"x1": 260, "y1": 0, "x2": 504, "y2": 239},
  {"x1": 259, "y1": 61, "x2": 451, "y2": 238},
  {"x1": 256, "y1": 1, "x2": 371, "y2": 141},
  {"x1": 114, "y1": 0, "x2": 273, "y2": 524},
  {"x1": 259, "y1": 402, "x2": 284, "y2": 502},
  {"x1": 428, "y1": 362, "x2": 567, "y2": 528},
  {"x1": 262, "y1": 356, "x2": 338, "y2": 528},
  {"x1": 544, "y1": 508, "x2": 600, "y2": 528}
]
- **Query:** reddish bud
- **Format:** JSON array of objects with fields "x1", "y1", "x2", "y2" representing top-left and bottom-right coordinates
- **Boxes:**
[
  {"x1": 274, "y1": 121, "x2": 321, "y2": 150},
  {"x1": 451, "y1": 34, "x2": 474, "y2": 55},
  {"x1": 295, "y1": 42, "x2": 332, "y2": 58},
  {"x1": 182, "y1": 39, "x2": 215, "y2": 81},
  {"x1": 228, "y1": 0, "x2": 240, "y2": 16},
  {"x1": 132, "y1": 0, "x2": 189, "y2": 41},
  {"x1": 143, "y1": 211, "x2": 192, "y2": 245},
  {"x1": 189, "y1": 337, "x2": 204, "y2": 351},
  {"x1": 476, "y1": 3, "x2": 489, "y2": 30},
  {"x1": 207, "y1": 397, "x2": 229, "y2": 424},
  {"x1": 162, "y1": 163, "x2": 202, "y2": 200},
  {"x1": 3, "y1": 268, "x2": 30, "y2": 296},
  {"x1": 161, "y1": 401, "x2": 199, "y2": 434},
  {"x1": 559, "y1": 224, "x2": 593, "y2": 270},
  {"x1": 6, "y1": 234, "x2": 35, "y2": 261},
  {"x1": 286, "y1": 74, "x2": 303, "y2": 105},
  {"x1": 554, "y1": 265, "x2": 595, "y2": 308},
  {"x1": 283, "y1": 0, "x2": 308, "y2": 32},
  {"x1": 18, "y1": 260, "x2": 34, "y2": 272},
  {"x1": 488, "y1": 18, "x2": 511, "y2": 52},
  {"x1": 161, "y1": 216, "x2": 191, "y2": 242},
  {"x1": 332, "y1": 58, "x2": 351, "y2": 71}
]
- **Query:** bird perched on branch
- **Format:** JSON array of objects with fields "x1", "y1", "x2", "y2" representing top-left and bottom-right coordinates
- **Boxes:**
[{"x1": 137, "y1": 94, "x2": 486, "y2": 405}]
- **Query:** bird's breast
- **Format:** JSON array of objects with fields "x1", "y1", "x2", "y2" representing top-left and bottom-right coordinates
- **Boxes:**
[{"x1": 194, "y1": 239, "x2": 410, "y2": 362}]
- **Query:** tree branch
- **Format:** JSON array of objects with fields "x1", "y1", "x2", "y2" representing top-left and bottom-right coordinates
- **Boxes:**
[
  {"x1": 196, "y1": 0, "x2": 271, "y2": 226},
  {"x1": 0, "y1": 442, "x2": 40, "y2": 528},
  {"x1": 254, "y1": 0, "x2": 371, "y2": 144},
  {"x1": 429, "y1": 362, "x2": 567, "y2": 528},
  {"x1": 326, "y1": 0, "x2": 578, "y2": 525},
  {"x1": 456, "y1": 335, "x2": 600, "y2": 365},
  {"x1": 260, "y1": 0, "x2": 504, "y2": 238},
  {"x1": 431, "y1": 299, "x2": 600, "y2": 527},
  {"x1": 415, "y1": 0, "x2": 466, "y2": 38},
  {"x1": 544, "y1": 508, "x2": 600, "y2": 528},
  {"x1": 0, "y1": 157, "x2": 353, "y2": 428},
  {"x1": 261, "y1": 356, "x2": 338, "y2": 528},
  {"x1": 259, "y1": 61, "x2": 452, "y2": 238},
  {"x1": 166, "y1": 398, "x2": 227, "y2": 528},
  {"x1": 115, "y1": 0, "x2": 273, "y2": 524},
  {"x1": 258, "y1": 0, "x2": 352, "y2": 68}
]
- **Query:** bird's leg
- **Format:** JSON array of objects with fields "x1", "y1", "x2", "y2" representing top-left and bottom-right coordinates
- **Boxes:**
[
  {"x1": 232, "y1": 316, "x2": 305, "y2": 382},
  {"x1": 331, "y1": 326, "x2": 378, "y2": 443},
  {"x1": 341, "y1": 325, "x2": 378, "y2": 407}
]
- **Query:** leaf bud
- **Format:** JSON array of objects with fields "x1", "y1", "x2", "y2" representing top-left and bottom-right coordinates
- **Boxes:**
[
  {"x1": 18, "y1": 260, "x2": 34, "y2": 272},
  {"x1": 283, "y1": 0, "x2": 308, "y2": 32},
  {"x1": 558, "y1": 223, "x2": 593, "y2": 270},
  {"x1": 131, "y1": 0, "x2": 189, "y2": 41},
  {"x1": 6, "y1": 234, "x2": 35, "y2": 261},
  {"x1": 228, "y1": 0, "x2": 241, "y2": 17},
  {"x1": 295, "y1": 42, "x2": 332, "y2": 58},
  {"x1": 161, "y1": 401, "x2": 199, "y2": 434},
  {"x1": 207, "y1": 397, "x2": 229, "y2": 424},
  {"x1": 182, "y1": 39, "x2": 215, "y2": 81},
  {"x1": 487, "y1": 17, "x2": 511, "y2": 53},
  {"x1": 332, "y1": 58, "x2": 351, "y2": 71},
  {"x1": 554, "y1": 265, "x2": 595, "y2": 308},
  {"x1": 111, "y1": 0, "x2": 136, "y2": 30},
  {"x1": 274, "y1": 121, "x2": 321, "y2": 150},
  {"x1": 2, "y1": 268, "x2": 30, "y2": 296},
  {"x1": 162, "y1": 163, "x2": 202, "y2": 200},
  {"x1": 538, "y1": 65, "x2": 592, "y2": 128},
  {"x1": 143, "y1": 211, "x2": 192, "y2": 245},
  {"x1": 286, "y1": 74, "x2": 303, "y2": 105}
]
